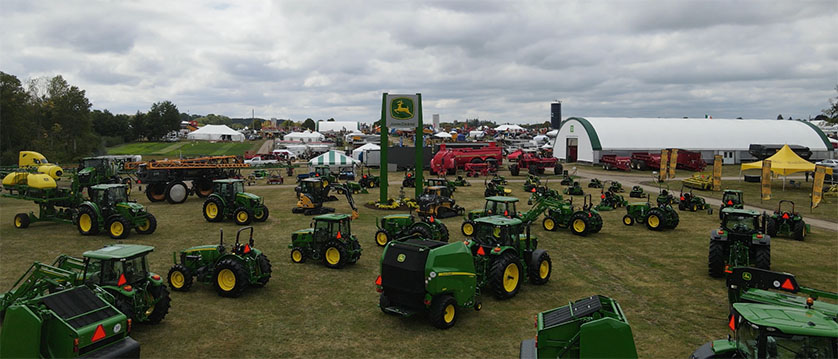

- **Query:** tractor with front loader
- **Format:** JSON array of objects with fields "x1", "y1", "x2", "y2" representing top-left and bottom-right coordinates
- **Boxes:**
[
  {"x1": 416, "y1": 186, "x2": 465, "y2": 219},
  {"x1": 461, "y1": 196, "x2": 520, "y2": 236},
  {"x1": 562, "y1": 181, "x2": 584, "y2": 196},
  {"x1": 202, "y1": 179, "x2": 269, "y2": 225},
  {"x1": 535, "y1": 192, "x2": 603, "y2": 236},
  {"x1": 707, "y1": 208, "x2": 771, "y2": 278},
  {"x1": 374, "y1": 213, "x2": 449, "y2": 246},
  {"x1": 75, "y1": 184, "x2": 157, "y2": 239},
  {"x1": 519, "y1": 295, "x2": 638, "y2": 359},
  {"x1": 289, "y1": 214, "x2": 362, "y2": 269},
  {"x1": 719, "y1": 189, "x2": 744, "y2": 219},
  {"x1": 766, "y1": 200, "x2": 809, "y2": 241},
  {"x1": 678, "y1": 185, "x2": 710, "y2": 213},
  {"x1": 168, "y1": 227, "x2": 271, "y2": 297},
  {"x1": 523, "y1": 174, "x2": 541, "y2": 192},
  {"x1": 622, "y1": 196, "x2": 679, "y2": 231}
]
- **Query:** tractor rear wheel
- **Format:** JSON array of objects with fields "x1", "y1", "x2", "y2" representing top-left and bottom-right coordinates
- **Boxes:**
[
  {"x1": 438, "y1": 223, "x2": 449, "y2": 242},
  {"x1": 622, "y1": 214, "x2": 634, "y2": 226},
  {"x1": 678, "y1": 202, "x2": 685, "y2": 210},
  {"x1": 529, "y1": 250, "x2": 552, "y2": 285},
  {"x1": 461, "y1": 220, "x2": 476, "y2": 236},
  {"x1": 194, "y1": 179, "x2": 213, "y2": 198},
  {"x1": 253, "y1": 205, "x2": 269, "y2": 222},
  {"x1": 590, "y1": 212, "x2": 603, "y2": 233},
  {"x1": 667, "y1": 209, "x2": 679, "y2": 229},
  {"x1": 766, "y1": 218, "x2": 778, "y2": 236},
  {"x1": 753, "y1": 246, "x2": 770, "y2": 270},
  {"x1": 645, "y1": 209, "x2": 664, "y2": 231},
  {"x1": 106, "y1": 216, "x2": 130, "y2": 239},
  {"x1": 113, "y1": 297, "x2": 135, "y2": 322},
  {"x1": 569, "y1": 213, "x2": 589, "y2": 236},
  {"x1": 348, "y1": 240, "x2": 361, "y2": 264},
  {"x1": 489, "y1": 251, "x2": 523, "y2": 300},
  {"x1": 708, "y1": 241, "x2": 726, "y2": 278},
  {"x1": 203, "y1": 198, "x2": 224, "y2": 222},
  {"x1": 290, "y1": 247, "x2": 306, "y2": 263},
  {"x1": 510, "y1": 164, "x2": 520, "y2": 176},
  {"x1": 322, "y1": 241, "x2": 347, "y2": 269},
  {"x1": 77, "y1": 206, "x2": 100, "y2": 235},
  {"x1": 168, "y1": 264, "x2": 193, "y2": 291},
  {"x1": 135, "y1": 214, "x2": 157, "y2": 234},
  {"x1": 409, "y1": 224, "x2": 433, "y2": 240},
  {"x1": 792, "y1": 221, "x2": 805, "y2": 241},
  {"x1": 253, "y1": 254, "x2": 272, "y2": 287},
  {"x1": 214, "y1": 258, "x2": 248, "y2": 297},
  {"x1": 542, "y1": 217, "x2": 557, "y2": 231},
  {"x1": 234, "y1": 207, "x2": 253, "y2": 225},
  {"x1": 165, "y1": 181, "x2": 189, "y2": 204},
  {"x1": 146, "y1": 183, "x2": 166, "y2": 202},
  {"x1": 13, "y1": 213, "x2": 30, "y2": 229},
  {"x1": 374, "y1": 229, "x2": 390, "y2": 246},
  {"x1": 145, "y1": 285, "x2": 171, "y2": 324},
  {"x1": 429, "y1": 294, "x2": 458, "y2": 329}
]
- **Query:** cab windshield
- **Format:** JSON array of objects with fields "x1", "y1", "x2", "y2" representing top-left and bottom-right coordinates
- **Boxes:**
[
  {"x1": 724, "y1": 214, "x2": 758, "y2": 233},
  {"x1": 473, "y1": 223, "x2": 512, "y2": 246},
  {"x1": 233, "y1": 181, "x2": 244, "y2": 193},
  {"x1": 484, "y1": 201, "x2": 515, "y2": 217},
  {"x1": 768, "y1": 334, "x2": 835, "y2": 359},
  {"x1": 108, "y1": 188, "x2": 128, "y2": 203},
  {"x1": 98, "y1": 256, "x2": 149, "y2": 285}
]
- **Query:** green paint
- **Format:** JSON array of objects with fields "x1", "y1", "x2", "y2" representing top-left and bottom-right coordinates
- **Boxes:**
[
  {"x1": 798, "y1": 119, "x2": 833, "y2": 151},
  {"x1": 380, "y1": 94, "x2": 388, "y2": 203},
  {"x1": 562, "y1": 117, "x2": 602, "y2": 150}
]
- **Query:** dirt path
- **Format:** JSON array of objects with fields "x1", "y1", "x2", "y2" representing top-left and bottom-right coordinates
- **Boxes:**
[{"x1": 256, "y1": 139, "x2": 274, "y2": 154}]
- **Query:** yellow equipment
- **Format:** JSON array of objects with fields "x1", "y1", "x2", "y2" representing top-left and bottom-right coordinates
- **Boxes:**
[{"x1": 2, "y1": 151, "x2": 63, "y2": 189}]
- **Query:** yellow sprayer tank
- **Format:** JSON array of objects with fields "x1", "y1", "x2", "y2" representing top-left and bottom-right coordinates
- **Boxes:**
[
  {"x1": 2, "y1": 172, "x2": 28, "y2": 187},
  {"x1": 27, "y1": 174, "x2": 57, "y2": 189},
  {"x1": 18, "y1": 151, "x2": 63, "y2": 179}
]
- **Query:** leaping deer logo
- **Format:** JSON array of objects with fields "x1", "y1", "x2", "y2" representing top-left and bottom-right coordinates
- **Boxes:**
[{"x1": 391, "y1": 99, "x2": 413, "y2": 119}]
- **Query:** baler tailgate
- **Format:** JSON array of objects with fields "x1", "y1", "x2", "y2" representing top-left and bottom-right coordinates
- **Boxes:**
[
  {"x1": 41, "y1": 286, "x2": 118, "y2": 329},
  {"x1": 542, "y1": 295, "x2": 603, "y2": 328}
]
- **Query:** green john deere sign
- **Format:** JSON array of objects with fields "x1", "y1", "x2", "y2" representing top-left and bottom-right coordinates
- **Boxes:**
[{"x1": 385, "y1": 94, "x2": 419, "y2": 128}]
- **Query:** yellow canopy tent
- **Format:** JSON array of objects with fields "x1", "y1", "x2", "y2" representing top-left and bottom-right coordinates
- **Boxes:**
[{"x1": 741, "y1": 144, "x2": 832, "y2": 175}]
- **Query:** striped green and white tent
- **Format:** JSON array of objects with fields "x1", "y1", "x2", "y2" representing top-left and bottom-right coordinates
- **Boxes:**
[{"x1": 309, "y1": 150, "x2": 358, "y2": 166}]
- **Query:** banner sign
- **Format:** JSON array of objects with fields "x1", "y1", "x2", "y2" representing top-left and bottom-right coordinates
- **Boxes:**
[
  {"x1": 713, "y1": 155, "x2": 723, "y2": 191},
  {"x1": 761, "y1": 160, "x2": 771, "y2": 201},
  {"x1": 659, "y1": 149, "x2": 669, "y2": 182},
  {"x1": 812, "y1": 165, "x2": 825, "y2": 209},
  {"x1": 385, "y1": 94, "x2": 419, "y2": 128},
  {"x1": 668, "y1": 148, "x2": 678, "y2": 179}
]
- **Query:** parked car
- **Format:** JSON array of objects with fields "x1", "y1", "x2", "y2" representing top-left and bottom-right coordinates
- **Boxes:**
[
  {"x1": 245, "y1": 156, "x2": 279, "y2": 166},
  {"x1": 815, "y1": 159, "x2": 838, "y2": 170}
]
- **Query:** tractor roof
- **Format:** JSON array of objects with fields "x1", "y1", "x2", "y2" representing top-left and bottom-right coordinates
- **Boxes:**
[
  {"x1": 427, "y1": 185, "x2": 446, "y2": 190},
  {"x1": 302, "y1": 178, "x2": 323, "y2": 183},
  {"x1": 314, "y1": 213, "x2": 350, "y2": 221},
  {"x1": 485, "y1": 196, "x2": 519, "y2": 203},
  {"x1": 733, "y1": 303, "x2": 838, "y2": 337},
  {"x1": 474, "y1": 215, "x2": 522, "y2": 226},
  {"x1": 724, "y1": 189, "x2": 744, "y2": 193},
  {"x1": 84, "y1": 244, "x2": 154, "y2": 260},
  {"x1": 722, "y1": 208, "x2": 760, "y2": 216},
  {"x1": 214, "y1": 179, "x2": 243, "y2": 184},
  {"x1": 90, "y1": 183, "x2": 127, "y2": 190}
]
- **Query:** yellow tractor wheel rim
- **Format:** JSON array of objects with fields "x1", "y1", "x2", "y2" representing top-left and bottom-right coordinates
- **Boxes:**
[
  {"x1": 443, "y1": 304, "x2": 456, "y2": 323},
  {"x1": 543, "y1": 218, "x2": 555, "y2": 231},
  {"x1": 502, "y1": 263, "x2": 519, "y2": 293},
  {"x1": 79, "y1": 214, "x2": 92, "y2": 232},
  {"x1": 693, "y1": 204, "x2": 698, "y2": 211},
  {"x1": 14, "y1": 217, "x2": 22, "y2": 228},
  {"x1": 137, "y1": 219, "x2": 150, "y2": 231},
  {"x1": 463, "y1": 223, "x2": 474, "y2": 236},
  {"x1": 144, "y1": 292, "x2": 155, "y2": 316},
  {"x1": 539, "y1": 260, "x2": 550, "y2": 279},
  {"x1": 205, "y1": 202, "x2": 218, "y2": 218},
  {"x1": 217, "y1": 269, "x2": 236, "y2": 291},
  {"x1": 323, "y1": 180, "x2": 329, "y2": 187},
  {"x1": 368, "y1": 181, "x2": 375, "y2": 188},
  {"x1": 236, "y1": 211, "x2": 248, "y2": 222},
  {"x1": 325, "y1": 247, "x2": 340, "y2": 265},
  {"x1": 292, "y1": 250, "x2": 303, "y2": 263},
  {"x1": 623, "y1": 216, "x2": 632, "y2": 225},
  {"x1": 170, "y1": 271, "x2": 185, "y2": 288},
  {"x1": 648, "y1": 215, "x2": 660, "y2": 228},
  {"x1": 572, "y1": 219, "x2": 586, "y2": 232},
  {"x1": 110, "y1": 221, "x2": 124, "y2": 236},
  {"x1": 376, "y1": 232, "x2": 388, "y2": 246}
]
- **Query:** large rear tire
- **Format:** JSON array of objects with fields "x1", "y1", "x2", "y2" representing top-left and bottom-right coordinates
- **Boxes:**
[
  {"x1": 489, "y1": 251, "x2": 523, "y2": 300},
  {"x1": 146, "y1": 285, "x2": 171, "y2": 324},
  {"x1": 429, "y1": 295, "x2": 458, "y2": 330},
  {"x1": 569, "y1": 213, "x2": 589, "y2": 236},
  {"x1": 409, "y1": 224, "x2": 433, "y2": 240},
  {"x1": 214, "y1": 258, "x2": 248, "y2": 298},
  {"x1": 766, "y1": 218, "x2": 778, "y2": 236},
  {"x1": 253, "y1": 254, "x2": 272, "y2": 287},
  {"x1": 529, "y1": 250, "x2": 552, "y2": 285},
  {"x1": 708, "y1": 241, "x2": 726, "y2": 278},
  {"x1": 77, "y1": 206, "x2": 100, "y2": 235},
  {"x1": 195, "y1": 179, "x2": 214, "y2": 198},
  {"x1": 792, "y1": 221, "x2": 805, "y2": 241},
  {"x1": 165, "y1": 181, "x2": 189, "y2": 204},
  {"x1": 322, "y1": 240, "x2": 347, "y2": 269},
  {"x1": 146, "y1": 183, "x2": 166, "y2": 202},
  {"x1": 645, "y1": 208, "x2": 664, "y2": 231},
  {"x1": 753, "y1": 246, "x2": 770, "y2": 270},
  {"x1": 203, "y1": 198, "x2": 224, "y2": 222}
]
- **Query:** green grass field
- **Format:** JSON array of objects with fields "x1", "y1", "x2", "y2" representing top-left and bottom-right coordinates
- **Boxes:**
[
  {"x1": 107, "y1": 140, "x2": 263, "y2": 159},
  {"x1": 1, "y1": 170, "x2": 835, "y2": 358}
]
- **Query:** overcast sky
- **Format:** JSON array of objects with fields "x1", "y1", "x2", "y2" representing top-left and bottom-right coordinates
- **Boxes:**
[{"x1": 2, "y1": 0, "x2": 836, "y2": 124}]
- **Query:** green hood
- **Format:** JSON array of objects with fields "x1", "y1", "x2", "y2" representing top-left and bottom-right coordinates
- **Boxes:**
[
  {"x1": 237, "y1": 192, "x2": 262, "y2": 203},
  {"x1": 117, "y1": 202, "x2": 145, "y2": 212}
]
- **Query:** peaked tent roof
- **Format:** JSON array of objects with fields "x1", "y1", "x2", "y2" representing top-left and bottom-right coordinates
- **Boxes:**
[
  {"x1": 309, "y1": 150, "x2": 358, "y2": 166},
  {"x1": 740, "y1": 144, "x2": 832, "y2": 175},
  {"x1": 186, "y1": 124, "x2": 245, "y2": 141},
  {"x1": 495, "y1": 124, "x2": 525, "y2": 132}
]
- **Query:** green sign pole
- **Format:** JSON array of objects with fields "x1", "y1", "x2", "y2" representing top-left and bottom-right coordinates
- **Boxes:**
[
  {"x1": 379, "y1": 93, "x2": 388, "y2": 204},
  {"x1": 414, "y1": 93, "x2": 423, "y2": 198}
]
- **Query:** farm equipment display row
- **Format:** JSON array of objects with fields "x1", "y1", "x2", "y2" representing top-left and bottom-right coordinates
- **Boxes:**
[{"x1": 598, "y1": 149, "x2": 707, "y2": 172}]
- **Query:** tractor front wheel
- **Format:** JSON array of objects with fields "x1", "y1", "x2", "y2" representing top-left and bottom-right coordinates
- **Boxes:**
[
  {"x1": 234, "y1": 207, "x2": 253, "y2": 225},
  {"x1": 461, "y1": 220, "x2": 476, "y2": 236},
  {"x1": 253, "y1": 205, "x2": 269, "y2": 222},
  {"x1": 374, "y1": 229, "x2": 390, "y2": 247},
  {"x1": 135, "y1": 213, "x2": 157, "y2": 234},
  {"x1": 429, "y1": 295, "x2": 458, "y2": 329},
  {"x1": 529, "y1": 250, "x2": 552, "y2": 285},
  {"x1": 168, "y1": 264, "x2": 193, "y2": 291},
  {"x1": 14, "y1": 213, "x2": 30, "y2": 229},
  {"x1": 203, "y1": 198, "x2": 224, "y2": 222},
  {"x1": 792, "y1": 221, "x2": 805, "y2": 241},
  {"x1": 106, "y1": 216, "x2": 130, "y2": 239},
  {"x1": 145, "y1": 285, "x2": 171, "y2": 324},
  {"x1": 214, "y1": 258, "x2": 248, "y2": 297},
  {"x1": 290, "y1": 247, "x2": 306, "y2": 263},
  {"x1": 622, "y1": 214, "x2": 634, "y2": 226},
  {"x1": 77, "y1": 206, "x2": 100, "y2": 235},
  {"x1": 489, "y1": 251, "x2": 523, "y2": 300},
  {"x1": 322, "y1": 241, "x2": 347, "y2": 269},
  {"x1": 542, "y1": 217, "x2": 557, "y2": 231},
  {"x1": 753, "y1": 246, "x2": 770, "y2": 270},
  {"x1": 708, "y1": 241, "x2": 726, "y2": 278},
  {"x1": 569, "y1": 213, "x2": 589, "y2": 236}
]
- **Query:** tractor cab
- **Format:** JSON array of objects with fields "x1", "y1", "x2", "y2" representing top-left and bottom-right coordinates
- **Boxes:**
[
  {"x1": 720, "y1": 190, "x2": 745, "y2": 217},
  {"x1": 89, "y1": 184, "x2": 130, "y2": 206},
  {"x1": 471, "y1": 216, "x2": 531, "y2": 249},
  {"x1": 314, "y1": 165, "x2": 331, "y2": 177},
  {"x1": 312, "y1": 214, "x2": 352, "y2": 242},
  {"x1": 721, "y1": 209, "x2": 761, "y2": 235},
  {"x1": 483, "y1": 196, "x2": 518, "y2": 218},
  {"x1": 426, "y1": 178, "x2": 455, "y2": 193},
  {"x1": 214, "y1": 179, "x2": 245, "y2": 199},
  {"x1": 81, "y1": 244, "x2": 157, "y2": 288}
]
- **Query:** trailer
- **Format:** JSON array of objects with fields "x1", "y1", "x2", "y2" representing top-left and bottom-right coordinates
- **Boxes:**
[
  {"x1": 129, "y1": 156, "x2": 250, "y2": 204},
  {"x1": 430, "y1": 142, "x2": 503, "y2": 175},
  {"x1": 599, "y1": 155, "x2": 631, "y2": 171},
  {"x1": 506, "y1": 149, "x2": 561, "y2": 176},
  {"x1": 675, "y1": 150, "x2": 706, "y2": 171},
  {"x1": 630, "y1": 152, "x2": 661, "y2": 170}
]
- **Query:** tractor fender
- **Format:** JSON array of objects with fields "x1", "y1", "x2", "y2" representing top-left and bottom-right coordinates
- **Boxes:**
[
  {"x1": 105, "y1": 285, "x2": 137, "y2": 299},
  {"x1": 79, "y1": 202, "x2": 103, "y2": 222},
  {"x1": 491, "y1": 247, "x2": 517, "y2": 257},
  {"x1": 375, "y1": 217, "x2": 382, "y2": 230},
  {"x1": 217, "y1": 253, "x2": 245, "y2": 265},
  {"x1": 529, "y1": 249, "x2": 548, "y2": 267},
  {"x1": 147, "y1": 272, "x2": 164, "y2": 286},
  {"x1": 411, "y1": 221, "x2": 433, "y2": 233},
  {"x1": 710, "y1": 230, "x2": 727, "y2": 242},
  {"x1": 751, "y1": 235, "x2": 771, "y2": 246}
]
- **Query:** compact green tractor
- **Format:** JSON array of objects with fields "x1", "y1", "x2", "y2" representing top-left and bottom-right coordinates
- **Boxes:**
[
  {"x1": 466, "y1": 216, "x2": 552, "y2": 299},
  {"x1": 425, "y1": 177, "x2": 457, "y2": 194},
  {"x1": 708, "y1": 208, "x2": 770, "y2": 278},
  {"x1": 559, "y1": 174, "x2": 573, "y2": 186},
  {"x1": 357, "y1": 169, "x2": 380, "y2": 189},
  {"x1": 519, "y1": 295, "x2": 638, "y2": 359},
  {"x1": 402, "y1": 168, "x2": 416, "y2": 188},
  {"x1": 539, "y1": 194, "x2": 603, "y2": 236},
  {"x1": 678, "y1": 185, "x2": 710, "y2": 213},
  {"x1": 623, "y1": 197, "x2": 679, "y2": 231},
  {"x1": 289, "y1": 214, "x2": 362, "y2": 269},
  {"x1": 719, "y1": 189, "x2": 744, "y2": 219},
  {"x1": 484, "y1": 178, "x2": 513, "y2": 197},
  {"x1": 523, "y1": 174, "x2": 541, "y2": 192},
  {"x1": 562, "y1": 181, "x2": 584, "y2": 195},
  {"x1": 587, "y1": 178, "x2": 603, "y2": 188},
  {"x1": 374, "y1": 213, "x2": 449, "y2": 246},
  {"x1": 312, "y1": 165, "x2": 338, "y2": 187},
  {"x1": 490, "y1": 174, "x2": 508, "y2": 185},
  {"x1": 168, "y1": 227, "x2": 271, "y2": 297},
  {"x1": 202, "y1": 179, "x2": 268, "y2": 225},
  {"x1": 335, "y1": 181, "x2": 368, "y2": 195},
  {"x1": 75, "y1": 184, "x2": 157, "y2": 239},
  {"x1": 462, "y1": 196, "x2": 520, "y2": 236},
  {"x1": 629, "y1": 185, "x2": 645, "y2": 198},
  {"x1": 450, "y1": 175, "x2": 471, "y2": 187},
  {"x1": 416, "y1": 186, "x2": 464, "y2": 219},
  {"x1": 766, "y1": 200, "x2": 809, "y2": 241},
  {"x1": 608, "y1": 180, "x2": 624, "y2": 193},
  {"x1": 375, "y1": 239, "x2": 481, "y2": 329},
  {"x1": 594, "y1": 190, "x2": 627, "y2": 211}
]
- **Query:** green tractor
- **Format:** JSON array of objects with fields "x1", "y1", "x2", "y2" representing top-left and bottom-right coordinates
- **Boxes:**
[
  {"x1": 562, "y1": 181, "x2": 584, "y2": 196},
  {"x1": 402, "y1": 168, "x2": 416, "y2": 188},
  {"x1": 335, "y1": 181, "x2": 368, "y2": 195},
  {"x1": 168, "y1": 227, "x2": 271, "y2": 297},
  {"x1": 313, "y1": 165, "x2": 338, "y2": 187},
  {"x1": 724, "y1": 267, "x2": 837, "y2": 318},
  {"x1": 678, "y1": 185, "x2": 710, "y2": 213},
  {"x1": 357, "y1": 168, "x2": 380, "y2": 189},
  {"x1": 708, "y1": 208, "x2": 770, "y2": 278},
  {"x1": 484, "y1": 178, "x2": 513, "y2": 197},
  {"x1": 374, "y1": 213, "x2": 449, "y2": 246},
  {"x1": 461, "y1": 196, "x2": 520, "y2": 236},
  {"x1": 629, "y1": 185, "x2": 645, "y2": 198},
  {"x1": 425, "y1": 177, "x2": 457, "y2": 194},
  {"x1": 622, "y1": 197, "x2": 680, "y2": 231},
  {"x1": 375, "y1": 239, "x2": 481, "y2": 329},
  {"x1": 594, "y1": 189, "x2": 627, "y2": 211},
  {"x1": 539, "y1": 194, "x2": 603, "y2": 236},
  {"x1": 202, "y1": 179, "x2": 269, "y2": 225},
  {"x1": 523, "y1": 174, "x2": 541, "y2": 192},
  {"x1": 608, "y1": 180, "x2": 624, "y2": 193},
  {"x1": 719, "y1": 189, "x2": 744, "y2": 219},
  {"x1": 766, "y1": 200, "x2": 809, "y2": 241},
  {"x1": 76, "y1": 155, "x2": 135, "y2": 194},
  {"x1": 490, "y1": 174, "x2": 508, "y2": 185},
  {"x1": 289, "y1": 214, "x2": 362, "y2": 269},
  {"x1": 450, "y1": 175, "x2": 471, "y2": 187},
  {"x1": 466, "y1": 216, "x2": 552, "y2": 299},
  {"x1": 587, "y1": 178, "x2": 603, "y2": 188},
  {"x1": 75, "y1": 184, "x2": 157, "y2": 239},
  {"x1": 519, "y1": 295, "x2": 638, "y2": 359}
]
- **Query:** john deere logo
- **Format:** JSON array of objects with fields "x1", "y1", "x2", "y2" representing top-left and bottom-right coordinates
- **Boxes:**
[
  {"x1": 390, "y1": 98, "x2": 414, "y2": 119},
  {"x1": 569, "y1": 125, "x2": 575, "y2": 133},
  {"x1": 742, "y1": 272, "x2": 752, "y2": 281},
  {"x1": 397, "y1": 254, "x2": 406, "y2": 262}
]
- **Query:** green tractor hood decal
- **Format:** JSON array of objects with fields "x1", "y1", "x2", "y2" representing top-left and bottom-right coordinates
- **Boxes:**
[
  {"x1": 117, "y1": 202, "x2": 146, "y2": 212},
  {"x1": 237, "y1": 192, "x2": 262, "y2": 202}
]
